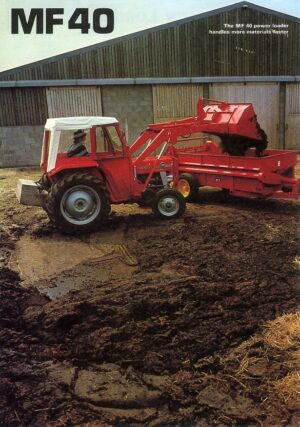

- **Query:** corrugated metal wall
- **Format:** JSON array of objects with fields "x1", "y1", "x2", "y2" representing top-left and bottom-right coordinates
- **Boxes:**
[
  {"x1": 1, "y1": 7, "x2": 299, "y2": 81},
  {"x1": 285, "y1": 84, "x2": 300, "y2": 151},
  {"x1": 101, "y1": 85, "x2": 153, "y2": 144},
  {"x1": 210, "y1": 83, "x2": 279, "y2": 148},
  {"x1": 153, "y1": 84, "x2": 203, "y2": 122},
  {"x1": 46, "y1": 87, "x2": 102, "y2": 117},
  {"x1": 0, "y1": 88, "x2": 47, "y2": 126}
]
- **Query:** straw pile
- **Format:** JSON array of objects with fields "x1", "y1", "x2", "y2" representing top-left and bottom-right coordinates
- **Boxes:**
[{"x1": 265, "y1": 312, "x2": 300, "y2": 405}]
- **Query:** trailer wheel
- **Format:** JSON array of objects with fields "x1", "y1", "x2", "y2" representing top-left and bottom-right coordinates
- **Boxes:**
[
  {"x1": 152, "y1": 189, "x2": 186, "y2": 219},
  {"x1": 176, "y1": 173, "x2": 199, "y2": 202},
  {"x1": 45, "y1": 172, "x2": 110, "y2": 233}
]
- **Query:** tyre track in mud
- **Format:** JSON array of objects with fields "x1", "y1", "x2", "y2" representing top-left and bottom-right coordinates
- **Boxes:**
[
  {"x1": 33, "y1": 210, "x2": 298, "y2": 373},
  {"x1": 0, "y1": 169, "x2": 299, "y2": 425}
]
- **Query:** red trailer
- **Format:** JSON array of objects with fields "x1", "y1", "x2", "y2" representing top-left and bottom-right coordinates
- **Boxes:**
[
  {"x1": 172, "y1": 144, "x2": 299, "y2": 201},
  {"x1": 130, "y1": 98, "x2": 299, "y2": 202}
]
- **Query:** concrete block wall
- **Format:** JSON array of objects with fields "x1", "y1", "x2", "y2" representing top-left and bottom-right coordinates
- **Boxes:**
[
  {"x1": 0, "y1": 126, "x2": 44, "y2": 167},
  {"x1": 102, "y1": 85, "x2": 153, "y2": 145}
]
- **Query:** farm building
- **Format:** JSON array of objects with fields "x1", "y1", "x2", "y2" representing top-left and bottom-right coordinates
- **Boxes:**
[{"x1": 0, "y1": 0, "x2": 299, "y2": 167}]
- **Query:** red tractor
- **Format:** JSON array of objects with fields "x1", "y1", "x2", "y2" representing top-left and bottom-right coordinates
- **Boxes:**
[
  {"x1": 17, "y1": 99, "x2": 299, "y2": 233},
  {"x1": 18, "y1": 115, "x2": 187, "y2": 233}
]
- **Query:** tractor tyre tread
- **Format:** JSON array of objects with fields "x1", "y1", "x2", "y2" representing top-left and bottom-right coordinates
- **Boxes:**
[
  {"x1": 45, "y1": 171, "x2": 110, "y2": 234},
  {"x1": 152, "y1": 189, "x2": 186, "y2": 219}
]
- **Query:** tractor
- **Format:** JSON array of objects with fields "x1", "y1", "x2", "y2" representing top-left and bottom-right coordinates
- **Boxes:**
[{"x1": 18, "y1": 115, "x2": 186, "y2": 233}]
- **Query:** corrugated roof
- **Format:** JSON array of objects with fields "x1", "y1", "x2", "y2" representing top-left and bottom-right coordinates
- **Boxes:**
[{"x1": 1, "y1": 1, "x2": 299, "y2": 78}]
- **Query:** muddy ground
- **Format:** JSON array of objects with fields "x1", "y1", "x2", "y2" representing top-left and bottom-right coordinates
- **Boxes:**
[{"x1": 0, "y1": 168, "x2": 299, "y2": 426}]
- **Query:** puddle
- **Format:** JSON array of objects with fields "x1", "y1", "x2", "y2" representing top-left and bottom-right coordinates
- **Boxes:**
[
  {"x1": 40, "y1": 248, "x2": 138, "y2": 299},
  {"x1": 11, "y1": 236, "x2": 109, "y2": 283},
  {"x1": 10, "y1": 227, "x2": 138, "y2": 299}
]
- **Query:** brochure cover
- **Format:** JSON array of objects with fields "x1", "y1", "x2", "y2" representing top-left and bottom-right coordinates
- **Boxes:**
[{"x1": 0, "y1": 1, "x2": 299, "y2": 426}]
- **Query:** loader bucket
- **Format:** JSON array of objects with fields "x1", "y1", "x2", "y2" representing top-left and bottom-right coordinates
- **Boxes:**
[{"x1": 197, "y1": 98, "x2": 269, "y2": 155}]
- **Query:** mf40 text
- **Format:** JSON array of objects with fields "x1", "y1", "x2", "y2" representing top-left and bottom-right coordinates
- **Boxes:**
[{"x1": 11, "y1": 8, "x2": 114, "y2": 34}]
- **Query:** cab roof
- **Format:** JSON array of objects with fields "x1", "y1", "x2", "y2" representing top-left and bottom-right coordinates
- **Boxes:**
[{"x1": 45, "y1": 116, "x2": 118, "y2": 131}]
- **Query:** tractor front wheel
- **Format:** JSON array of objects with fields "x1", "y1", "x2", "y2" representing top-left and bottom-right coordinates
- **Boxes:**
[
  {"x1": 152, "y1": 189, "x2": 186, "y2": 219},
  {"x1": 45, "y1": 172, "x2": 110, "y2": 233}
]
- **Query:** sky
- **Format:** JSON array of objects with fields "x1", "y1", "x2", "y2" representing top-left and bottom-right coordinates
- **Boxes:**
[{"x1": 0, "y1": 0, "x2": 299, "y2": 73}]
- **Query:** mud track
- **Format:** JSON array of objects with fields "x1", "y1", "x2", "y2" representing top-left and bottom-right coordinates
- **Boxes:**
[{"x1": 0, "y1": 168, "x2": 299, "y2": 426}]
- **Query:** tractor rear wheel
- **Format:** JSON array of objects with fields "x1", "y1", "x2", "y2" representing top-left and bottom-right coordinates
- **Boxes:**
[
  {"x1": 176, "y1": 173, "x2": 199, "y2": 202},
  {"x1": 45, "y1": 172, "x2": 110, "y2": 233},
  {"x1": 152, "y1": 189, "x2": 186, "y2": 219}
]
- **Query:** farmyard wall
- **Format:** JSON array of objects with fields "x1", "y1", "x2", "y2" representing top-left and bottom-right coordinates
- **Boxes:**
[{"x1": 0, "y1": 126, "x2": 44, "y2": 167}]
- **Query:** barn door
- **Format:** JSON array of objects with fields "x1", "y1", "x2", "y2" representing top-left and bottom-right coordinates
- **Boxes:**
[
  {"x1": 210, "y1": 83, "x2": 279, "y2": 149},
  {"x1": 46, "y1": 87, "x2": 102, "y2": 117},
  {"x1": 153, "y1": 84, "x2": 203, "y2": 122},
  {"x1": 285, "y1": 84, "x2": 300, "y2": 151}
]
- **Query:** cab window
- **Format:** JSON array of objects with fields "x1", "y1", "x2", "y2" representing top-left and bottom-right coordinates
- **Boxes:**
[
  {"x1": 95, "y1": 126, "x2": 123, "y2": 154},
  {"x1": 57, "y1": 129, "x2": 91, "y2": 154},
  {"x1": 95, "y1": 127, "x2": 108, "y2": 152},
  {"x1": 106, "y1": 126, "x2": 123, "y2": 152}
]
